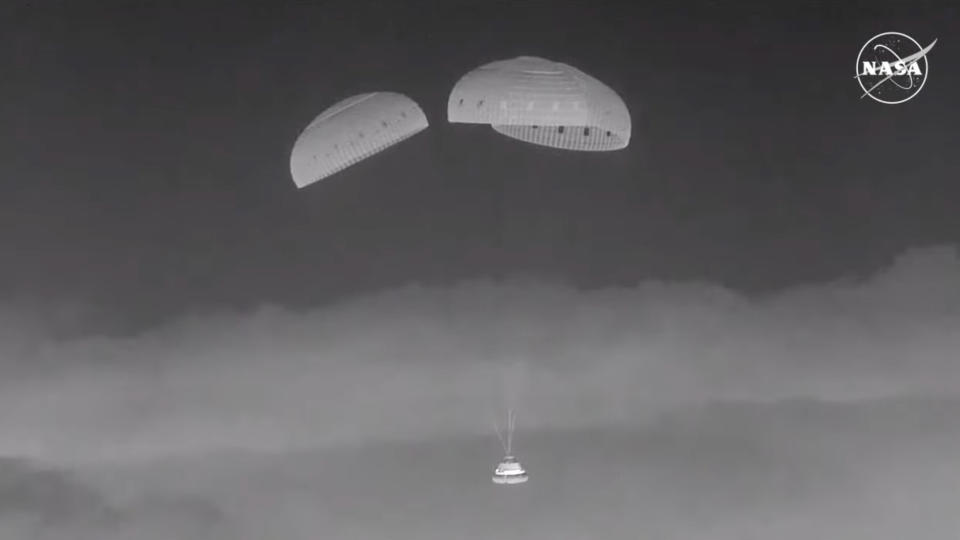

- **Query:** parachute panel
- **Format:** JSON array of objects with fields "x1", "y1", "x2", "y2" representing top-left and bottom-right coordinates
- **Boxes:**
[{"x1": 492, "y1": 123, "x2": 628, "y2": 151}]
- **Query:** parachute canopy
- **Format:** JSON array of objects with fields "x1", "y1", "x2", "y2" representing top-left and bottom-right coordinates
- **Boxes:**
[
  {"x1": 290, "y1": 92, "x2": 429, "y2": 188},
  {"x1": 447, "y1": 56, "x2": 631, "y2": 151}
]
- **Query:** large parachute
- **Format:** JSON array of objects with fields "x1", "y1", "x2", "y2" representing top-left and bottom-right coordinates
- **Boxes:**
[
  {"x1": 447, "y1": 56, "x2": 631, "y2": 151},
  {"x1": 289, "y1": 92, "x2": 429, "y2": 188}
]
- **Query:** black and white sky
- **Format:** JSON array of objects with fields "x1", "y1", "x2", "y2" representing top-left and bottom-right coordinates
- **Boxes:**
[{"x1": 1, "y1": 0, "x2": 959, "y2": 538}]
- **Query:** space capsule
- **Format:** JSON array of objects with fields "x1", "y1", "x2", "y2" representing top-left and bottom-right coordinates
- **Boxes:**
[
  {"x1": 492, "y1": 455, "x2": 529, "y2": 485},
  {"x1": 492, "y1": 410, "x2": 528, "y2": 485}
]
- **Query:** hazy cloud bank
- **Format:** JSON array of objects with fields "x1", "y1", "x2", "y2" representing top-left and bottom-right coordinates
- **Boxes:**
[
  {"x1": 1, "y1": 245, "x2": 959, "y2": 539},
  {"x1": 0, "y1": 245, "x2": 957, "y2": 463}
]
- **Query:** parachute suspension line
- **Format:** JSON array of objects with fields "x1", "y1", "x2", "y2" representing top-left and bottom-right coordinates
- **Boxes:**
[
  {"x1": 506, "y1": 409, "x2": 515, "y2": 456},
  {"x1": 493, "y1": 416, "x2": 508, "y2": 455}
]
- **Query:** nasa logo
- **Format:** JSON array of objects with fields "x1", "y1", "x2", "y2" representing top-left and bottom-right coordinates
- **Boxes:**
[{"x1": 855, "y1": 32, "x2": 937, "y2": 104}]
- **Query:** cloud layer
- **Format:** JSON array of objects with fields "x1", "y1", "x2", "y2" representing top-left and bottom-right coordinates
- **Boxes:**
[
  {"x1": 1, "y1": 245, "x2": 959, "y2": 463},
  {"x1": 65, "y1": 395, "x2": 960, "y2": 540},
  {"x1": 1, "y1": 245, "x2": 959, "y2": 538}
]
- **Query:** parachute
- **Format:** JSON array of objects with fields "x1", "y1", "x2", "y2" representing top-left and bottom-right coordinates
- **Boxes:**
[
  {"x1": 447, "y1": 56, "x2": 631, "y2": 151},
  {"x1": 289, "y1": 92, "x2": 429, "y2": 188},
  {"x1": 283, "y1": 58, "x2": 638, "y2": 486}
]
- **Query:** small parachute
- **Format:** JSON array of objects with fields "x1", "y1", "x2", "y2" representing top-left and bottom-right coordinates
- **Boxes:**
[
  {"x1": 447, "y1": 56, "x2": 631, "y2": 151},
  {"x1": 289, "y1": 92, "x2": 429, "y2": 188},
  {"x1": 492, "y1": 410, "x2": 528, "y2": 485}
]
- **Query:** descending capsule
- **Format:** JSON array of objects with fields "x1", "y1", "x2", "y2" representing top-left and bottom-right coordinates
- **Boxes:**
[
  {"x1": 289, "y1": 92, "x2": 429, "y2": 188},
  {"x1": 492, "y1": 455, "x2": 529, "y2": 485},
  {"x1": 492, "y1": 410, "x2": 528, "y2": 485},
  {"x1": 447, "y1": 56, "x2": 631, "y2": 151}
]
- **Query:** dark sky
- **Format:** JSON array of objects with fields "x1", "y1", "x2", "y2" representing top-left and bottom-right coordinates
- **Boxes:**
[{"x1": 1, "y1": 0, "x2": 958, "y2": 326}]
